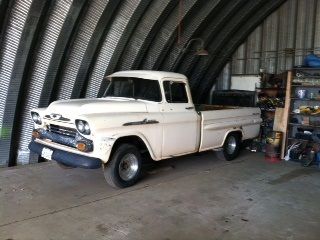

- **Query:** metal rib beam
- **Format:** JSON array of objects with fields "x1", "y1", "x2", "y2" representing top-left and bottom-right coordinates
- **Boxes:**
[
  {"x1": 160, "y1": 0, "x2": 227, "y2": 72},
  {"x1": 0, "y1": 0, "x2": 14, "y2": 48},
  {"x1": 0, "y1": 0, "x2": 50, "y2": 166},
  {"x1": 38, "y1": 0, "x2": 89, "y2": 107},
  {"x1": 171, "y1": 0, "x2": 246, "y2": 75},
  {"x1": 96, "y1": 0, "x2": 152, "y2": 97},
  {"x1": 116, "y1": 0, "x2": 178, "y2": 71},
  {"x1": 197, "y1": 0, "x2": 287, "y2": 103},
  {"x1": 67, "y1": 0, "x2": 121, "y2": 99},
  {"x1": 188, "y1": 0, "x2": 268, "y2": 102}
]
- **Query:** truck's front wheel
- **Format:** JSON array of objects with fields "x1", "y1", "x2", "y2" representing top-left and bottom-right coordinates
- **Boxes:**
[
  {"x1": 103, "y1": 144, "x2": 142, "y2": 188},
  {"x1": 217, "y1": 133, "x2": 241, "y2": 161}
]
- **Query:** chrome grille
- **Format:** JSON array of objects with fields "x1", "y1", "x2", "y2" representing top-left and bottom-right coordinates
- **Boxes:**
[
  {"x1": 48, "y1": 124, "x2": 77, "y2": 138},
  {"x1": 44, "y1": 114, "x2": 70, "y2": 122}
]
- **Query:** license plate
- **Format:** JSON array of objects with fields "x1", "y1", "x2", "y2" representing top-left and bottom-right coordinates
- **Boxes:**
[{"x1": 41, "y1": 148, "x2": 53, "y2": 160}]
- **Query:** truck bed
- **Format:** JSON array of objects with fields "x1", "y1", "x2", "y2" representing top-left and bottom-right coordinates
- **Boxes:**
[
  {"x1": 198, "y1": 105, "x2": 262, "y2": 151},
  {"x1": 195, "y1": 104, "x2": 240, "y2": 111}
]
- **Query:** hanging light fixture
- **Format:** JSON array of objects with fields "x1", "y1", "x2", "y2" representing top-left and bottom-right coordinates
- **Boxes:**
[
  {"x1": 195, "y1": 48, "x2": 209, "y2": 56},
  {"x1": 183, "y1": 38, "x2": 209, "y2": 56}
]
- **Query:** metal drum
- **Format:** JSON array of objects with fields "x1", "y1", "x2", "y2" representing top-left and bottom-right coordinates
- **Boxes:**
[{"x1": 265, "y1": 131, "x2": 282, "y2": 163}]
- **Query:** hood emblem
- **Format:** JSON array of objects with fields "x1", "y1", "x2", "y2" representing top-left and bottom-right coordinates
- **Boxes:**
[{"x1": 50, "y1": 113, "x2": 62, "y2": 120}]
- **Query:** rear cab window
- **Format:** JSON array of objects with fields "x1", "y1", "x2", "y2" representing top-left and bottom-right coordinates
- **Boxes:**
[{"x1": 163, "y1": 81, "x2": 188, "y2": 103}]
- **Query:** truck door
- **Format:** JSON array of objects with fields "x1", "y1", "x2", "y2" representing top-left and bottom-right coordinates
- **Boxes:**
[{"x1": 161, "y1": 80, "x2": 200, "y2": 157}]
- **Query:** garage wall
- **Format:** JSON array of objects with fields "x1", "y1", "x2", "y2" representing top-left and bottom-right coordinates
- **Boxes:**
[
  {"x1": 0, "y1": 0, "x2": 286, "y2": 166},
  {"x1": 231, "y1": 0, "x2": 320, "y2": 75}
]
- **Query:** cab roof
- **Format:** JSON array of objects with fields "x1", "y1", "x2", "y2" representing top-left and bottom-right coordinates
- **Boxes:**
[{"x1": 107, "y1": 70, "x2": 187, "y2": 81}]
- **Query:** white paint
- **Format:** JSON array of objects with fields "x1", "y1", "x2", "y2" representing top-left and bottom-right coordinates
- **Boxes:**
[{"x1": 231, "y1": 75, "x2": 261, "y2": 91}]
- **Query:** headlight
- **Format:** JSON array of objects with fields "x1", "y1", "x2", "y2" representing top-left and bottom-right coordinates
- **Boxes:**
[
  {"x1": 31, "y1": 112, "x2": 42, "y2": 125},
  {"x1": 76, "y1": 120, "x2": 90, "y2": 135}
]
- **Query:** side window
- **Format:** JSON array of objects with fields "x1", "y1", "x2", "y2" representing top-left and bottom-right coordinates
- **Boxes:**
[{"x1": 163, "y1": 81, "x2": 188, "y2": 103}]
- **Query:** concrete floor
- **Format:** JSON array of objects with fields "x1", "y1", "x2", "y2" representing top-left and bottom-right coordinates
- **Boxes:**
[{"x1": 0, "y1": 151, "x2": 320, "y2": 240}]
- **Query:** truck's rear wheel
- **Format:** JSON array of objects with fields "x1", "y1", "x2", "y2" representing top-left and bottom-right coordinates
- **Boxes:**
[
  {"x1": 217, "y1": 133, "x2": 241, "y2": 161},
  {"x1": 103, "y1": 144, "x2": 142, "y2": 188}
]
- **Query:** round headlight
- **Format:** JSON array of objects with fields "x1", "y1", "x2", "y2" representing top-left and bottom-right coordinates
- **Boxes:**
[
  {"x1": 31, "y1": 112, "x2": 42, "y2": 125},
  {"x1": 76, "y1": 120, "x2": 90, "y2": 135},
  {"x1": 84, "y1": 123, "x2": 90, "y2": 133},
  {"x1": 77, "y1": 120, "x2": 85, "y2": 132}
]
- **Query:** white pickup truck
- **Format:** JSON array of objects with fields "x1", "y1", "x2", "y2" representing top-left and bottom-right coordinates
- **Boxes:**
[{"x1": 29, "y1": 70, "x2": 261, "y2": 188}]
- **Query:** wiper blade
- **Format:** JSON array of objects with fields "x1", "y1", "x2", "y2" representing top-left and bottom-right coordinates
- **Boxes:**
[{"x1": 105, "y1": 96, "x2": 136, "y2": 100}]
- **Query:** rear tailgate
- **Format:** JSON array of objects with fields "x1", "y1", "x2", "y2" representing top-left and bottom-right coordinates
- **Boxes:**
[{"x1": 199, "y1": 107, "x2": 261, "y2": 151}]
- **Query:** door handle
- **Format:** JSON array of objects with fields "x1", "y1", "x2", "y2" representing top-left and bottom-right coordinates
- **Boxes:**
[{"x1": 185, "y1": 106, "x2": 194, "y2": 110}]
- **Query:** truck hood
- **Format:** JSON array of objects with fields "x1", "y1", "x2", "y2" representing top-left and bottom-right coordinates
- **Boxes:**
[{"x1": 46, "y1": 98, "x2": 147, "y2": 117}]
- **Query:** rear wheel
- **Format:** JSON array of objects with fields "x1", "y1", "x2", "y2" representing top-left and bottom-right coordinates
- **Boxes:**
[
  {"x1": 103, "y1": 144, "x2": 142, "y2": 188},
  {"x1": 217, "y1": 133, "x2": 241, "y2": 161}
]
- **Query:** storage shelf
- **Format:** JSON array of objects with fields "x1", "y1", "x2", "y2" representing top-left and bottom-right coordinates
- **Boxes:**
[
  {"x1": 291, "y1": 97, "x2": 320, "y2": 101},
  {"x1": 286, "y1": 69, "x2": 320, "y2": 160},
  {"x1": 292, "y1": 85, "x2": 320, "y2": 88},
  {"x1": 256, "y1": 87, "x2": 285, "y2": 90},
  {"x1": 290, "y1": 113, "x2": 320, "y2": 117},
  {"x1": 293, "y1": 67, "x2": 320, "y2": 70},
  {"x1": 289, "y1": 123, "x2": 320, "y2": 128},
  {"x1": 287, "y1": 137, "x2": 319, "y2": 144},
  {"x1": 260, "y1": 108, "x2": 276, "y2": 112},
  {"x1": 291, "y1": 97, "x2": 320, "y2": 102}
]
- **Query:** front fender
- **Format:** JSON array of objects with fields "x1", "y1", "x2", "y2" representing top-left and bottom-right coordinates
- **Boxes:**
[
  {"x1": 112, "y1": 132, "x2": 158, "y2": 160},
  {"x1": 96, "y1": 132, "x2": 159, "y2": 163}
]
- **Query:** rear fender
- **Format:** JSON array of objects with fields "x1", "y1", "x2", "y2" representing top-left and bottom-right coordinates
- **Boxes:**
[{"x1": 221, "y1": 129, "x2": 243, "y2": 147}]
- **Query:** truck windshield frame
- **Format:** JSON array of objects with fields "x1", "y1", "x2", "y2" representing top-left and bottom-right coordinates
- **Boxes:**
[{"x1": 103, "y1": 77, "x2": 162, "y2": 102}]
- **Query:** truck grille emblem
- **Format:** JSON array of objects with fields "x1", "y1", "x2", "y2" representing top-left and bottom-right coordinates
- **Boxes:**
[{"x1": 50, "y1": 113, "x2": 62, "y2": 120}]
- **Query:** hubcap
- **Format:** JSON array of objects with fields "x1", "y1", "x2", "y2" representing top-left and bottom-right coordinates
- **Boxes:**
[
  {"x1": 226, "y1": 136, "x2": 237, "y2": 155},
  {"x1": 118, "y1": 153, "x2": 139, "y2": 181}
]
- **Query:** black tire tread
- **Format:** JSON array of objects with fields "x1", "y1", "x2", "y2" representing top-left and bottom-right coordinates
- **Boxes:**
[
  {"x1": 104, "y1": 143, "x2": 142, "y2": 188},
  {"x1": 57, "y1": 162, "x2": 75, "y2": 169},
  {"x1": 216, "y1": 133, "x2": 241, "y2": 161}
]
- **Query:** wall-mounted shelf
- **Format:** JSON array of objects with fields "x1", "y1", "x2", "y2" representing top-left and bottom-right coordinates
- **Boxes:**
[
  {"x1": 290, "y1": 112, "x2": 320, "y2": 117},
  {"x1": 287, "y1": 137, "x2": 318, "y2": 144},
  {"x1": 290, "y1": 97, "x2": 320, "y2": 101},
  {"x1": 292, "y1": 85, "x2": 320, "y2": 88},
  {"x1": 256, "y1": 87, "x2": 285, "y2": 90},
  {"x1": 289, "y1": 123, "x2": 320, "y2": 128}
]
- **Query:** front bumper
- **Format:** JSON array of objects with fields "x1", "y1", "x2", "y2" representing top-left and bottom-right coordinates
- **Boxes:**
[{"x1": 29, "y1": 140, "x2": 102, "y2": 169}]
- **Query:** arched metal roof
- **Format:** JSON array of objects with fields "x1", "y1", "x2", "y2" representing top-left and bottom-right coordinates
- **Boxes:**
[{"x1": 0, "y1": 0, "x2": 286, "y2": 166}]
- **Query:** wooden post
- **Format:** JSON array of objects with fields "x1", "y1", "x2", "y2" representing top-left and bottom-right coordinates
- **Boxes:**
[{"x1": 281, "y1": 71, "x2": 292, "y2": 159}]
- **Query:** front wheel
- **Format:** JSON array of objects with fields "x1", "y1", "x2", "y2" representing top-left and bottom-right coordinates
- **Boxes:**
[
  {"x1": 217, "y1": 133, "x2": 241, "y2": 161},
  {"x1": 57, "y1": 162, "x2": 75, "y2": 169},
  {"x1": 103, "y1": 144, "x2": 142, "y2": 188}
]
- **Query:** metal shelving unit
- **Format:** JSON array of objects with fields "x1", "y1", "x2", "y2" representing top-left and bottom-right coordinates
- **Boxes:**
[
  {"x1": 254, "y1": 73, "x2": 287, "y2": 152},
  {"x1": 285, "y1": 68, "x2": 320, "y2": 162}
]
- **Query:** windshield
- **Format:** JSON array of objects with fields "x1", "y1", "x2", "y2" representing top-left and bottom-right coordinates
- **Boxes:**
[{"x1": 103, "y1": 77, "x2": 162, "y2": 102}]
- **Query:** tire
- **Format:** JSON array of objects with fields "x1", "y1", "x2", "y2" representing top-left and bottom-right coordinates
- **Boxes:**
[
  {"x1": 103, "y1": 144, "x2": 142, "y2": 188},
  {"x1": 57, "y1": 162, "x2": 75, "y2": 169},
  {"x1": 217, "y1": 133, "x2": 241, "y2": 161}
]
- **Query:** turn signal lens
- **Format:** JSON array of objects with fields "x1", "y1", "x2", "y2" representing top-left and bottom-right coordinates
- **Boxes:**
[
  {"x1": 76, "y1": 142, "x2": 87, "y2": 152},
  {"x1": 32, "y1": 130, "x2": 40, "y2": 139}
]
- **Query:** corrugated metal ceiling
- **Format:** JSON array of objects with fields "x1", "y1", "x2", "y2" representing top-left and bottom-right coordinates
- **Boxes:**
[{"x1": 231, "y1": 0, "x2": 320, "y2": 75}]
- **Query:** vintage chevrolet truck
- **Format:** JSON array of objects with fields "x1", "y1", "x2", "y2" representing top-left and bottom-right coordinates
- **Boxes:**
[{"x1": 29, "y1": 70, "x2": 261, "y2": 188}]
